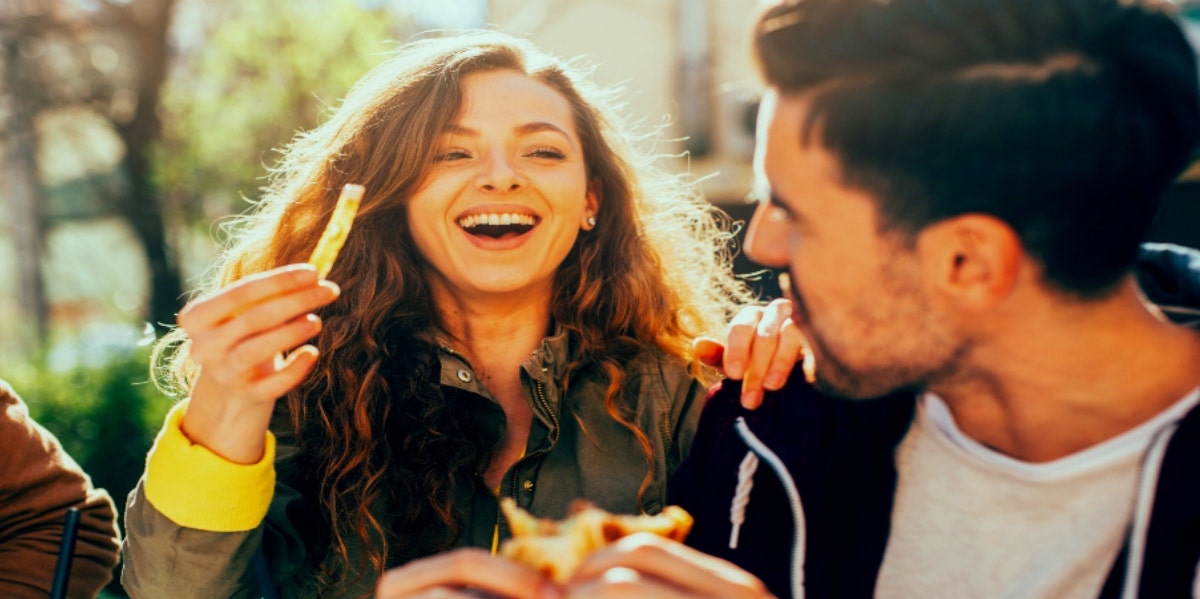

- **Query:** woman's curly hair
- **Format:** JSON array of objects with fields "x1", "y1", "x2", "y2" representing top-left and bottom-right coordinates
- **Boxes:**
[{"x1": 155, "y1": 30, "x2": 754, "y2": 594}]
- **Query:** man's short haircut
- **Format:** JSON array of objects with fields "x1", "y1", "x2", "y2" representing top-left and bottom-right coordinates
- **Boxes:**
[{"x1": 754, "y1": 0, "x2": 1200, "y2": 297}]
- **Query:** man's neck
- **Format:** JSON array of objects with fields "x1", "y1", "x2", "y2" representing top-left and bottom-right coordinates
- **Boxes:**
[{"x1": 933, "y1": 280, "x2": 1200, "y2": 462}]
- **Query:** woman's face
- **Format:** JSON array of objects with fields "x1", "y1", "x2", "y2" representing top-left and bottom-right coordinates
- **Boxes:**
[{"x1": 406, "y1": 69, "x2": 598, "y2": 304}]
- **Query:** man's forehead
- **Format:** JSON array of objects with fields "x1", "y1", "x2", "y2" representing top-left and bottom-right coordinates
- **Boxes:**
[{"x1": 754, "y1": 89, "x2": 817, "y2": 186}]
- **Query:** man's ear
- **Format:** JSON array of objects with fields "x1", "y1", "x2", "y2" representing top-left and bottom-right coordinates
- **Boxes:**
[{"x1": 918, "y1": 214, "x2": 1022, "y2": 309}]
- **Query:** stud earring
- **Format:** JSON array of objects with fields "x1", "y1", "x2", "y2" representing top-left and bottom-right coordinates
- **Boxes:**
[{"x1": 587, "y1": 215, "x2": 597, "y2": 228}]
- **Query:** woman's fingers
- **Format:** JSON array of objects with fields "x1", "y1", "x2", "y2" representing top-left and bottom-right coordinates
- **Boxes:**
[
  {"x1": 375, "y1": 549, "x2": 560, "y2": 599},
  {"x1": 568, "y1": 534, "x2": 772, "y2": 599},
  {"x1": 763, "y1": 318, "x2": 804, "y2": 392},
  {"x1": 566, "y1": 567, "x2": 696, "y2": 599},
  {"x1": 182, "y1": 266, "x2": 338, "y2": 372},
  {"x1": 692, "y1": 337, "x2": 725, "y2": 369},
  {"x1": 178, "y1": 264, "x2": 323, "y2": 331},
  {"x1": 738, "y1": 299, "x2": 791, "y2": 407}
]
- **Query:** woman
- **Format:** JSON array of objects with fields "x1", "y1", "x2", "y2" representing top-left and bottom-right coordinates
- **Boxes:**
[{"x1": 121, "y1": 31, "x2": 761, "y2": 598}]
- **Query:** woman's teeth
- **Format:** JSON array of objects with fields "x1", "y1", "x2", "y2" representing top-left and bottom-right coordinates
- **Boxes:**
[{"x1": 457, "y1": 213, "x2": 539, "y2": 228}]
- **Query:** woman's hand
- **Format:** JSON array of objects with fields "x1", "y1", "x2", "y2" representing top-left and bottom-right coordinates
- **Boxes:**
[
  {"x1": 694, "y1": 298, "x2": 804, "y2": 409},
  {"x1": 177, "y1": 264, "x2": 339, "y2": 463},
  {"x1": 565, "y1": 533, "x2": 774, "y2": 599},
  {"x1": 375, "y1": 549, "x2": 562, "y2": 599}
]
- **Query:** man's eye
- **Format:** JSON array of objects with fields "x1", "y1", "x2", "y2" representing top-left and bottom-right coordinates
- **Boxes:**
[
  {"x1": 434, "y1": 150, "x2": 471, "y2": 162},
  {"x1": 526, "y1": 146, "x2": 566, "y2": 160}
]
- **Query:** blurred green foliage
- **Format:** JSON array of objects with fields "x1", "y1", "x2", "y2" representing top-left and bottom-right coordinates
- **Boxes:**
[
  {"x1": 157, "y1": 0, "x2": 408, "y2": 220},
  {"x1": 8, "y1": 348, "x2": 170, "y2": 516}
]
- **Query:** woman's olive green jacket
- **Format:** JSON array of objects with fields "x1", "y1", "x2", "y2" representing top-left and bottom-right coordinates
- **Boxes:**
[{"x1": 122, "y1": 329, "x2": 705, "y2": 598}]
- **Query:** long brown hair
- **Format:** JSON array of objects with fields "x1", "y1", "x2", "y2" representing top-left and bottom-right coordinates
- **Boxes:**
[{"x1": 156, "y1": 30, "x2": 752, "y2": 592}]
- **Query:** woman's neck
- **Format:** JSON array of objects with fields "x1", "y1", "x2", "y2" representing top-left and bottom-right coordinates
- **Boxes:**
[{"x1": 429, "y1": 279, "x2": 554, "y2": 381}]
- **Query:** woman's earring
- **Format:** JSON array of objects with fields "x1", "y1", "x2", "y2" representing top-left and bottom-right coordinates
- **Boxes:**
[{"x1": 587, "y1": 215, "x2": 597, "y2": 228}]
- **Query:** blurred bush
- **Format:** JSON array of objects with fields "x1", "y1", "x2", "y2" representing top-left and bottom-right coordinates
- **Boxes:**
[{"x1": 6, "y1": 347, "x2": 172, "y2": 596}]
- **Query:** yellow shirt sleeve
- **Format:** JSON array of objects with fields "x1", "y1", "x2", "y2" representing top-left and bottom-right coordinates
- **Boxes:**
[{"x1": 142, "y1": 401, "x2": 276, "y2": 532}]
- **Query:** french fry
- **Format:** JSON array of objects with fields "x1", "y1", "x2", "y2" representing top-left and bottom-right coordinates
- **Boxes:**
[{"x1": 308, "y1": 184, "x2": 364, "y2": 279}]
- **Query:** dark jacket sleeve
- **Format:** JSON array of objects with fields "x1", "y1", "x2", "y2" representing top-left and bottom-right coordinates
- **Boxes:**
[{"x1": 0, "y1": 379, "x2": 120, "y2": 599}]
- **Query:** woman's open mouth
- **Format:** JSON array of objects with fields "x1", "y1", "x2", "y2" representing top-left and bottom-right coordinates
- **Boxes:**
[{"x1": 457, "y1": 212, "x2": 540, "y2": 241}]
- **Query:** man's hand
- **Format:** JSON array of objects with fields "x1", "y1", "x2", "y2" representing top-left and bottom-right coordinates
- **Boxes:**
[
  {"x1": 375, "y1": 549, "x2": 562, "y2": 599},
  {"x1": 565, "y1": 533, "x2": 774, "y2": 598},
  {"x1": 694, "y1": 298, "x2": 804, "y2": 409}
]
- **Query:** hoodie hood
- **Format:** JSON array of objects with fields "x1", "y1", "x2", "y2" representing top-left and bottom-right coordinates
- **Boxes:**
[{"x1": 1137, "y1": 243, "x2": 1200, "y2": 325}]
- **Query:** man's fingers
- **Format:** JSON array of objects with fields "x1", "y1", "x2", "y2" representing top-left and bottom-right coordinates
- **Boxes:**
[{"x1": 375, "y1": 549, "x2": 557, "y2": 599}]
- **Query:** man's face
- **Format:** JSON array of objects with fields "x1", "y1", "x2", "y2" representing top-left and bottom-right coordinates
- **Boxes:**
[{"x1": 744, "y1": 91, "x2": 965, "y2": 399}]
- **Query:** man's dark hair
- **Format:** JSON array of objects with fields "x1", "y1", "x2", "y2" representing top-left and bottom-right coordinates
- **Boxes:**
[{"x1": 754, "y1": 0, "x2": 1200, "y2": 296}]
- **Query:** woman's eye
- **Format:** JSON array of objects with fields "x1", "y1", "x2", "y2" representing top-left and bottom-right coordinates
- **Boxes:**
[
  {"x1": 526, "y1": 146, "x2": 566, "y2": 160},
  {"x1": 434, "y1": 150, "x2": 471, "y2": 162}
]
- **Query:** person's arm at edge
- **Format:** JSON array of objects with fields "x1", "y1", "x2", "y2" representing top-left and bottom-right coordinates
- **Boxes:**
[{"x1": 0, "y1": 379, "x2": 120, "y2": 599}]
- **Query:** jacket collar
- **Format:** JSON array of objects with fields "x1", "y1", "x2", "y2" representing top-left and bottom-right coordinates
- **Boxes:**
[{"x1": 435, "y1": 324, "x2": 574, "y2": 406}]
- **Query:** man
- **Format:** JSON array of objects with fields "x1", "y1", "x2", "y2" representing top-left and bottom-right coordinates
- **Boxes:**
[
  {"x1": 660, "y1": 0, "x2": 1200, "y2": 597},
  {"x1": 372, "y1": 0, "x2": 1200, "y2": 597}
]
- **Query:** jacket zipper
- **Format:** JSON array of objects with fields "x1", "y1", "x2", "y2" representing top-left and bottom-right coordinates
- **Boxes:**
[{"x1": 495, "y1": 380, "x2": 560, "y2": 546}]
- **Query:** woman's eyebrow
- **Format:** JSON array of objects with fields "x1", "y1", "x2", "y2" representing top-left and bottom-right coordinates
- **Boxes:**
[
  {"x1": 443, "y1": 122, "x2": 573, "y2": 140},
  {"x1": 513, "y1": 121, "x2": 571, "y2": 139}
]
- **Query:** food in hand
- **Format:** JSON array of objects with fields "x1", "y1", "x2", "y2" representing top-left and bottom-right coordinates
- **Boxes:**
[
  {"x1": 308, "y1": 183, "x2": 364, "y2": 279},
  {"x1": 498, "y1": 498, "x2": 693, "y2": 583}
]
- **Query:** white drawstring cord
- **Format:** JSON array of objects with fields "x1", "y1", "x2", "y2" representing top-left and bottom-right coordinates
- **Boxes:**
[
  {"x1": 729, "y1": 451, "x2": 760, "y2": 549},
  {"x1": 1120, "y1": 422, "x2": 1181, "y2": 599},
  {"x1": 735, "y1": 417, "x2": 807, "y2": 599},
  {"x1": 1158, "y1": 304, "x2": 1200, "y2": 329}
]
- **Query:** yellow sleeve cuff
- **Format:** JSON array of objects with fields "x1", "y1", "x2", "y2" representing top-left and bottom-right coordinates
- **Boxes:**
[{"x1": 143, "y1": 401, "x2": 276, "y2": 532}]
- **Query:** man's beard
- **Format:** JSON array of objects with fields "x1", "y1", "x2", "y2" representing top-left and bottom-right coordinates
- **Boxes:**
[{"x1": 782, "y1": 271, "x2": 962, "y2": 400}]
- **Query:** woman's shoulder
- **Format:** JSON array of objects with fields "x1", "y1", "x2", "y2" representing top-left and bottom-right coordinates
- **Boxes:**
[{"x1": 620, "y1": 346, "x2": 703, "y2": 402}]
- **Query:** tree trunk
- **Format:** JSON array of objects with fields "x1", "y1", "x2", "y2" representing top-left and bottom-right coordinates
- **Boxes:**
[
  {"x1": 2, "y1": 37, "x2": 49, "y2": 348},
  {"x1": 111, "y1": 0, "x2": 183, "y2": 334}
]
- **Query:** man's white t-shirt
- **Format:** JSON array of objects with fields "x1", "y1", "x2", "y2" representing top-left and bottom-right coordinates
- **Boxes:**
[{"x1": 874, "y1": 388, "x2": 1200, "y2": 599}]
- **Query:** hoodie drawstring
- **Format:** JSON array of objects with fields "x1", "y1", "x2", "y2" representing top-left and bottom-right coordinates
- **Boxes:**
[
  {"x1": 729, "y1": 451, "x2": 760, "y2": 549},
  {"x1": 1120, "y1": 422, "x2": 1180, "y2": 599},
  {"x1": 734, "y1": 416, "x2": 807, "y2": 599}
]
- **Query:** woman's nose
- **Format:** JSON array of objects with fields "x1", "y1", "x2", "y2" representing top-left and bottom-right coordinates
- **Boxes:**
[{"x1": 475, "y1": 152, "x2": 524, "y2": 192}]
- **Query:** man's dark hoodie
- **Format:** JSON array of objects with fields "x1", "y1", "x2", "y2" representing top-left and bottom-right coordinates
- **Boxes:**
[{"x1": 671, "y1": 244, "x2": 1200, "y2": 599}]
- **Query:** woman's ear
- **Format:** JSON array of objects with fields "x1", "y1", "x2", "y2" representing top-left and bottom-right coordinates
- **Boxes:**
[{"x1": 582, "y1": 177, "x2": 603, "y2": 230}]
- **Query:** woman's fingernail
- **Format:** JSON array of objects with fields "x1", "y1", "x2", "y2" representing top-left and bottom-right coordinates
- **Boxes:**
[
  {"x1": 538, "y1": 582, "x2": 564, "y2": 599},
  {"x1": 741, "y1": 389, "x2": 762, "y2": 409},
  {"x1": 764, "y1": 373, "x2": 785, "y2": 389},
  {"x1": 727, "y1": 361, "x2": 744, "y2": 378}
]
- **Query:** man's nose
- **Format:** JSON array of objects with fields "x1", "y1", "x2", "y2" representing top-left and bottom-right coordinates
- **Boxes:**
[
  {"x1": 743, "y1": 200, "x2": 789, "y2": 268},
  {"x1": 475, "y1": 152, "x2": 524, "y2": 192}
]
